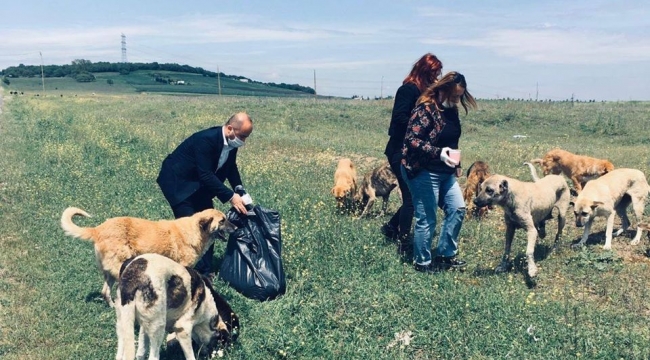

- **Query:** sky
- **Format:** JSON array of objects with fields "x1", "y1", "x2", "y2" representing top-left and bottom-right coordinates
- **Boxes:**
[{"x1": 1, "y1": 1, "x2": 649, "y2": 101}]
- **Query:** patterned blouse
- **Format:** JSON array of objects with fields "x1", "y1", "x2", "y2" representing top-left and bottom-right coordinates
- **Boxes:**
[{"x1": 400, "y1": 102, "x2": 450, "y2": 179}]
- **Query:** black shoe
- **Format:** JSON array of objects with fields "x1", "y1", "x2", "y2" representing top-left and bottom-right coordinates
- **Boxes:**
[
  {"x1": 380, "y1": 223, "x2": 398, "y2": 240},
  {"x1": 435, "y1": 256, "x2": 467, "y2": 271},
  {"x1": 414, "y1": 263, "x2": 439, "y2": 274}
]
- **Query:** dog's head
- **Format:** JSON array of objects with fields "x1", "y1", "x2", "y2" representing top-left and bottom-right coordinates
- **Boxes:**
[
  {"x1": 570, "y1": 198, "x2": 603, "y2": 227},
  {"x1": 474, "y1": 175, "x2": 510, "y2": 208},
  {"x1": 204, "y1": 278, "x2": 240, "y2": 347},
  {"x1": 601, "y1": 160, "x2": 615, "y2": 174},
  {"x1": 196, "y1": 209, "x2": 237, "y2": 241},
  {"x1": 331, "y1": 184, "x2": 355, "y2": 209}
]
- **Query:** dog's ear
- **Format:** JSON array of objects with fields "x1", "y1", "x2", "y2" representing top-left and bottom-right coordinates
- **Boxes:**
[
  {"x1": 590, "y1": 201, "x2": 604, "y2": 210},
  {"x1": 499, "y1": 179, "x2": 509, "y2": 193},
  {"x1": 199, "y1": 217, "x2": 213, "y2": 232},
  {"x1": 209, "y1": 314, "x2": 226, "y2": 331}
]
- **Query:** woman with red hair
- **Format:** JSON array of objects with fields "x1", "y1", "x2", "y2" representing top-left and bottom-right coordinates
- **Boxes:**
[{"x1": 382, "y1": 53, "x2": 443, "y2": 254}]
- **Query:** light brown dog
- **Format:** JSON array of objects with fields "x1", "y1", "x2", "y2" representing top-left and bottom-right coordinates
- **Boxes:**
[
  {"x1": 571, "y1": 168, "x2": 650, "y2": 250},
  {"x1": 61, "y1": 207, "x2": 236, "y2": 307},
  {"x1": 356, "y1": 161, "x2": 399, "y2": 218},
  {"x1": 331, "y1": 158, "x2": 358, "y2": 212},
  {"x1": 531, "y1": 148, "x2": 614, "y2": 194},
  {"x1": 462, "y1": 160, "x2": 492, "y2": 218},
  {"x1": 474, "y1": 170, "x2": 570, "y2": 278}
]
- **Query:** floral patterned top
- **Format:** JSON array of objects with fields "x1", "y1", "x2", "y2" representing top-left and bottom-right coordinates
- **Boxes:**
[{"x1": 401, "y1": 102, "x2": 460, "y2": 179}]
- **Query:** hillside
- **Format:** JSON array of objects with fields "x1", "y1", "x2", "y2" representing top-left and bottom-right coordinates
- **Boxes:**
[
  {"x1": 1, "y1": 61, "x2": 316, "y2": 97},
  {"x1": 1, "y1": 70, "x2": 319, "y2": 97}
]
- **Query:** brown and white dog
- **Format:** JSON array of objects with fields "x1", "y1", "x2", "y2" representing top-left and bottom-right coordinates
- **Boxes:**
[
  {"x1": 571, "y1": 168, "x2": 650, "y2": 250},
  {"x1": 115, "y1": 253, "x2": 239, "y2": 360},
  {"x1": 474, "y1": 170, "x2": 570, "y2": 278},
  {"x1": 331, "y1": 158, "x2": 358, "y2": 212},
  {"x1": 60, "y1": 207, "x2": 236, "y2": 307},
  {"x1": 462, "y1": 160, "x2": 493, "y2": 218},
  {"x1": 356, "y1": 161, "x2": 399, "y2": 218},
  {"x1": 531, "y1": 148, "x2": 614, "y2": 195}
]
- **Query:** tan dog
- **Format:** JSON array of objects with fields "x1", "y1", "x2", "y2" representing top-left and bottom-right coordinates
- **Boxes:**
[
  {"x1": 61, "y1": 207, "x2": 236, "y2": 307},
  {"x1": 331, "y1": 158, "x2": 358, "y2": 212},
  {"x1": 115, "y1": 254, "x2": 239, "y2": 360},
  {"x1": 356, "y1": 161, "x2": 399, "y2": 218},
  {"x1": 463, "y1": 160, "x2": 493, "y2": 218},
  {"x1": 474, "y1": 170, "x2": 570, "y2": 278},
  {"x1": 531, "y1": 148, "x2": 614, "y2": 194},
  {"x1": 571, "y1": 168, "x2": 649, "y2": 250}
]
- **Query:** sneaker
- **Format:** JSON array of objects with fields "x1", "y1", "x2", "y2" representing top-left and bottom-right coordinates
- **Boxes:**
[
  {"x1": 380, "y1": 223, "x2": 398, "y2": 239},
  {"x1": 435, "y1": 256, "x2": 467, "y2": 270},
  {"x1": 414, "y1": 263, "x2": 439, "y2": 274}
]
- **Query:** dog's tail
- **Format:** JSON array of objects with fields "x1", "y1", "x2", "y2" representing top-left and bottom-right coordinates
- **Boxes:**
[
  {"x1": 530, "y1": 158, "x2": 543, "y2": 165},
  {"x1": 523, "y1": 162, "x2": 541, "y2": 182},
  {"x1": 60, "y1": 207, "x2": 95, "y2": 240}
]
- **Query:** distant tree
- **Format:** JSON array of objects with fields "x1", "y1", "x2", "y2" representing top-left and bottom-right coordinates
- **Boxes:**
[
  {"x1": 72, "y1": 59, "x2": 92, "y2": 72},
  {"x1": 74, "y1": 72, "x2": 96, "y2": 82},
  {"x1": 107, "y1": 79, "x2": 114, "y2": 86}
]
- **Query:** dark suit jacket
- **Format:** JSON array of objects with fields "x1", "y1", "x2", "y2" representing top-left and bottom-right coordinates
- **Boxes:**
[{"x1": 157, "y1": 126, "x2": 242, "y2": 207}]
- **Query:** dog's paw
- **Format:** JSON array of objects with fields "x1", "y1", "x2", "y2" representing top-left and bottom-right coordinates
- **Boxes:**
[
  {"x1": 602, "y1": 244, "x2": 612, "y2": 251},
  {"x1": 494, "y1": 261, "x2": 511, "y2": 274},
  {"x1": 630, "y1": 239, "x2": 641, "y2": 246},
  {"x1": 527, "y1": 265, "x2": 538, "y2": 278},
  {"x1": 570, "y1": 242, "x2": 584, "y2": 249}
]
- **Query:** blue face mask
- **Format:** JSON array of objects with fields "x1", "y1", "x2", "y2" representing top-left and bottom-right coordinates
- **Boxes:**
[{"x1": 227, "y1": 135, "x2": 245, "y2": 148}]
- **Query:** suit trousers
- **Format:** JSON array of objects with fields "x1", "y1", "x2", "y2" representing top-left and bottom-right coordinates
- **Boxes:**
[{"x1": 171, "y1": 188, "x2": 215, "y2": 275}]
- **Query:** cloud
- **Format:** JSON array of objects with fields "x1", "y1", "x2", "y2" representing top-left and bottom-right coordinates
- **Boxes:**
[
  {"x1": 281, "y1": 59, "x2": 391, "y2": 70},
  {"x1": 422, "y1": 28, "x2": 650, "y2": 64}
]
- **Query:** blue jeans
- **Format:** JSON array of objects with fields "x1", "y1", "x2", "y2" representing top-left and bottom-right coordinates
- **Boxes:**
[{"x1": 401, "y1": 166, "x2": 466, "y2": 265}]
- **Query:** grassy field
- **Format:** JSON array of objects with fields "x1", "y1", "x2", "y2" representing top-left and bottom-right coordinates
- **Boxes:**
[{"x1": 1, "y1": 87, "x2": 650, "y2": 359}]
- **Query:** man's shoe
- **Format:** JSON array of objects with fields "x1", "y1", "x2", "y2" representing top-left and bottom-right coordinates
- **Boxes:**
[
  {"x1": 380, "y1": 223, "x2": 398, "y2": 240},
  {"x1": 414, "y1": 263, "x2": 439, "y2": 274},
  {"x1": 435, "y1": 256, "x2": 467, "y2": 271}
]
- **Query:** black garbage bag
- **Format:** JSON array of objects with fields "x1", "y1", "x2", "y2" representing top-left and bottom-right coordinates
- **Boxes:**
[{"x1": 218, "y1": 205, "x2": 286, "y2": 301}]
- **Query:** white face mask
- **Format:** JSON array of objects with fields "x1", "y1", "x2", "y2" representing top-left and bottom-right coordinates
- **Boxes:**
[
  {"x1": 442, "y1": 99, "x2": 455, "y2": 109},
  {"x1": 227, "y1": 136, "x2": 245, "y2": 148}
]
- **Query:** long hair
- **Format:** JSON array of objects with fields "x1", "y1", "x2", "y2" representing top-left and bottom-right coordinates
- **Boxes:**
[
  {"x1": 403, "y1": 53, "x2": 443, "y2": 92},
  {"x1": 417, "y1": 71, "x2": 477, "y2": 114}
]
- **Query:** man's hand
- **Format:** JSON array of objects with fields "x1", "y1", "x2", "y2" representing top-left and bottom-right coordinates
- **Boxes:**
[{"x1": 230, "y1": 193, "x2": 248, "y2": 214}]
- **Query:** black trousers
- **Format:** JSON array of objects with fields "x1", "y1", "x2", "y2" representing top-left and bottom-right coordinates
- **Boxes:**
[
  {"x1": 386, "y1": 151, "x2": 414, "y2": 238},
  {"x1": 171, "y1": 189, "x2": 215, "y2": 275}
]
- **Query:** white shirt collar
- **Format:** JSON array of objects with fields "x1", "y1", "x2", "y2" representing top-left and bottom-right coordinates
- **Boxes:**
[{"x1": 222, "y1": 126, "x2": 229, "y2": 147}]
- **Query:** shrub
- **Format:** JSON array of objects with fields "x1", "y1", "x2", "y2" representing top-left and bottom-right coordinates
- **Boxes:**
[{"x1": 74, "y1": 72, "x2": 96, "y2": 82}]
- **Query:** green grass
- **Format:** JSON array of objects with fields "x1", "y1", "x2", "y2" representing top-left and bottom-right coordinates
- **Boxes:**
[{"x1": 1, "y1": 90, "x2": 650, "y2": 359}]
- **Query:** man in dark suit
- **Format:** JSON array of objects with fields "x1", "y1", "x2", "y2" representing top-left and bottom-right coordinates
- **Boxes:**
[{"x1": 157, "y1": 112, "x2": 253, "y2": 277}]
